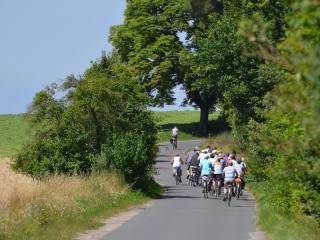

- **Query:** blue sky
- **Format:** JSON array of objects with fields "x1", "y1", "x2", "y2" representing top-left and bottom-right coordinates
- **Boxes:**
[{"x1": 0, "y1": 0, "x2": 193, "y2": 114}]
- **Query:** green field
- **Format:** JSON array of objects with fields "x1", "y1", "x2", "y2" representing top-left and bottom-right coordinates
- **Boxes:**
[
  {"x1": 155, "y1": 110, "x2": 228, "y2": 142},
  {"x1": 0, "y1": 114, "x2": 33, "y2": 158},
  {"x1": 0, "y1": 111, "x2": 226, "y2": 158}
]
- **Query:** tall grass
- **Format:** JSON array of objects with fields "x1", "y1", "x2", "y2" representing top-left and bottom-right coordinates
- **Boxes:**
[{"x1": 0, "y1": 158, "x2": 149, "y2": 239}]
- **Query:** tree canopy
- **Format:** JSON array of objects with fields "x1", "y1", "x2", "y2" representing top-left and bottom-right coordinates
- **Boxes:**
[{"x1": 109, "y1": 0, "x2": 225, "y2": 133}]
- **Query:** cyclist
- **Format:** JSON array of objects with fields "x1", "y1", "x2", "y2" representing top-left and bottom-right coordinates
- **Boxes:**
[
  {"x1": 222, "y1": 152, "x2": 229, "y2": 168},
  {"x1": 205, "y1": 145, "x2": 213, "y2": 154},
  {"x1": 171, "y1": 126, "x2": 179, "y2": 146},
  {"x1": 212, "y1": 155, "x2": 223, "y2": 193},
  {"x1": 235, "y1": 156, "x2": 247, "y2": 191},
  {"x1": 208, "y1": 153, "x2": 216, "y2": 165},
  {"x1": 226, "y1": 154, "x2": 237, "y2": 166},
  {"x1": 240, "y1": 157, "x2": 247, "y2": 189},
  {"x1": 222, "y1": 161, "x2": 238, "y2": 201},
  {"x1": 185, "y1": 146, "x2": 200, "y2": 165},
  {"x1": 186, "y1": 150, "x2": 200, "y2": 179},
  {"x1": 170, "y1": 152, "x2": 183, "y2": 182},
  {"x1": 199, "y1": 154, "x2": 213, "y2": 192},
  {"x1": 198, "y1": 149, "x2": 208, "y2": 165},
  {"x1": 240, "y1": 157, "x2": 247, "y2": 174},
  {"x1": 208, "y1": 153, "x2": 216, "y2": 190}
]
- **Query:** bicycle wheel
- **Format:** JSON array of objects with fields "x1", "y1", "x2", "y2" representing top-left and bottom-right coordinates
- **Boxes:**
[
  {"x1": 206, "y1": 184, "x2": 209, "y2": 199},
  {"x1": 228, "y1": 185, "x2": 232, "y2": 206},
  {"x1": 210, "y1": 182, "x2": 214, "y2": 196},
  {"x1": 172, "y1": 139, "x2": 177, "y2": 149},
  {"x1": 176, "y1": 174, "x2": 179, "y2": 185},
  {"x1": 192, "y1": 173, "x2": 196, "y2": 187},
  {"x1": 203, "y1": 181, "x2": 207, "y2": 198},
  {"x1": 215, "y1": 180, "x2": 220, "y2": 197},
  {"x1": 236, "y1": 182, "x2": 240, "y2": 200}
]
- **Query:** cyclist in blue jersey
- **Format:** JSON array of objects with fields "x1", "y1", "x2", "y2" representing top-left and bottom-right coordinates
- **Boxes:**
[{"x1": 199, "y1": 154, "x2": 213, "y2": 192}]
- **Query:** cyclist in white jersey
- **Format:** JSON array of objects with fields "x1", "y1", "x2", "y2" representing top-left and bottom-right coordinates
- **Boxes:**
[
  {"x1": 170, "y1": 152, "x2": 183, "y2": 182},
  {"x1": 212, "y1": 156, "x2": 223, "y2": 193},
  {"x1": 222, "y1": 161, "x2": 238, "y2": 201},
  {"x1": 171, "y1": 126, "x2": 179, "y2": 145},
  {"x1": 198, "y1": 150, "x2": 208, "y2": 165}
]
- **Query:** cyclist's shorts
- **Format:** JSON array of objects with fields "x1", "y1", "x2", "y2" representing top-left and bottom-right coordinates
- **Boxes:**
[
  {"x1": 202, "y1": 174, "x2": 209, "y2": 181},
  {"x1": 213, "y1": 174, "x2": 222, "y2": 180},
  {"x1": 190, "y1": 166, "x2": 198, "y2": 172},
  {"x1": 174, "y1": 166, "x2": 182, "y2": 176},
  {"x1": 224, "y1": 178, "x2": 234, "y2": 186}
]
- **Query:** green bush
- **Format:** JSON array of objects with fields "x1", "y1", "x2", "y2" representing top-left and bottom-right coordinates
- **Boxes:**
[{"x1": 12, "y1": 54, "x2": 159, "y2": 186}]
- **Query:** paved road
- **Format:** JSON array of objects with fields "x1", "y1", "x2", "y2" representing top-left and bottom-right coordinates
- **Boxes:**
[{"x1": 81, "y1": 140, "x2": 263, "y2": 240}]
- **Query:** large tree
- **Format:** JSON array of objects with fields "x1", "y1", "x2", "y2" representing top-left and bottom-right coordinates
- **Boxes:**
[
  {"x1": 109, "y1": 0, "x2": 221, "y2": 133},
  {"x1": 184, "y1": 0, "x2": 288, "y2": 142}
]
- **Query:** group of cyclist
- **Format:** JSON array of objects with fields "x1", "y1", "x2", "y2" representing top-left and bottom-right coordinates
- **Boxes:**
[{"x1": 171, "y1": 145, "x2": 247, "y2": 201}]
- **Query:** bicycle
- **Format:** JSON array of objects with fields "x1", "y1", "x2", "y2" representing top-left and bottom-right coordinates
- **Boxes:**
[
  {"x1": 174, "y1": 167, "x2": 182, "y2": 185},
  {"x1": 215, "y1": 177, "x2": 222, "y2": 197},
  {"x1": 202, "y1": 175, "x2": 209, "y2": 199},
  {"x1": 189, "y1": 166, "x2": 198, "y2": 187},
  {"x1": 235, "y1": 178, "x2": 242, "y2": 200},
  {"x1": 175, "y1": 173, "x2": 181, "y2": 185},
  {"x1": 171, "y1": 136, "x2": 177, "y2": 149},
  {"x1": 226, "y1": 183, "x2": 233, "y2": 206}
]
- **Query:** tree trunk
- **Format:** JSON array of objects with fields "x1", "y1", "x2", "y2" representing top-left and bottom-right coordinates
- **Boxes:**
[
  {"x1": 186, "y1": 89, "x2": 212, "y2": 135},
  {"x1": 199, "y1": 105, "x2": 209, "y2": 134}
]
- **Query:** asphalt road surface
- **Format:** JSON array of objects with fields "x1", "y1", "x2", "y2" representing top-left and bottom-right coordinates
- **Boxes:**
[{"x1": 81, "y1": 140, "x2": 263, "y2": 240}]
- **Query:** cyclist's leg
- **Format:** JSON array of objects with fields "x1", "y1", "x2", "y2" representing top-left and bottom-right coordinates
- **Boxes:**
[
  {"x1": 212, "y1": 174, "x2": 216, "y2": 192},
  {"x1": 178, "y1": 167, "x2": 182, "y2": 182},
  {"x1": 186, "y1": 167, "x2": 190, "y2": 179}
]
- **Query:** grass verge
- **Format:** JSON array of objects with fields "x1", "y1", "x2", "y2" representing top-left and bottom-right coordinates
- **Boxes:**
[
  {"x1": 0, "y1": 158, "x2": 162, "y2": 240},
  {"x1": 248, "y1": 182, "x2": 319, "y2": 240}
]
